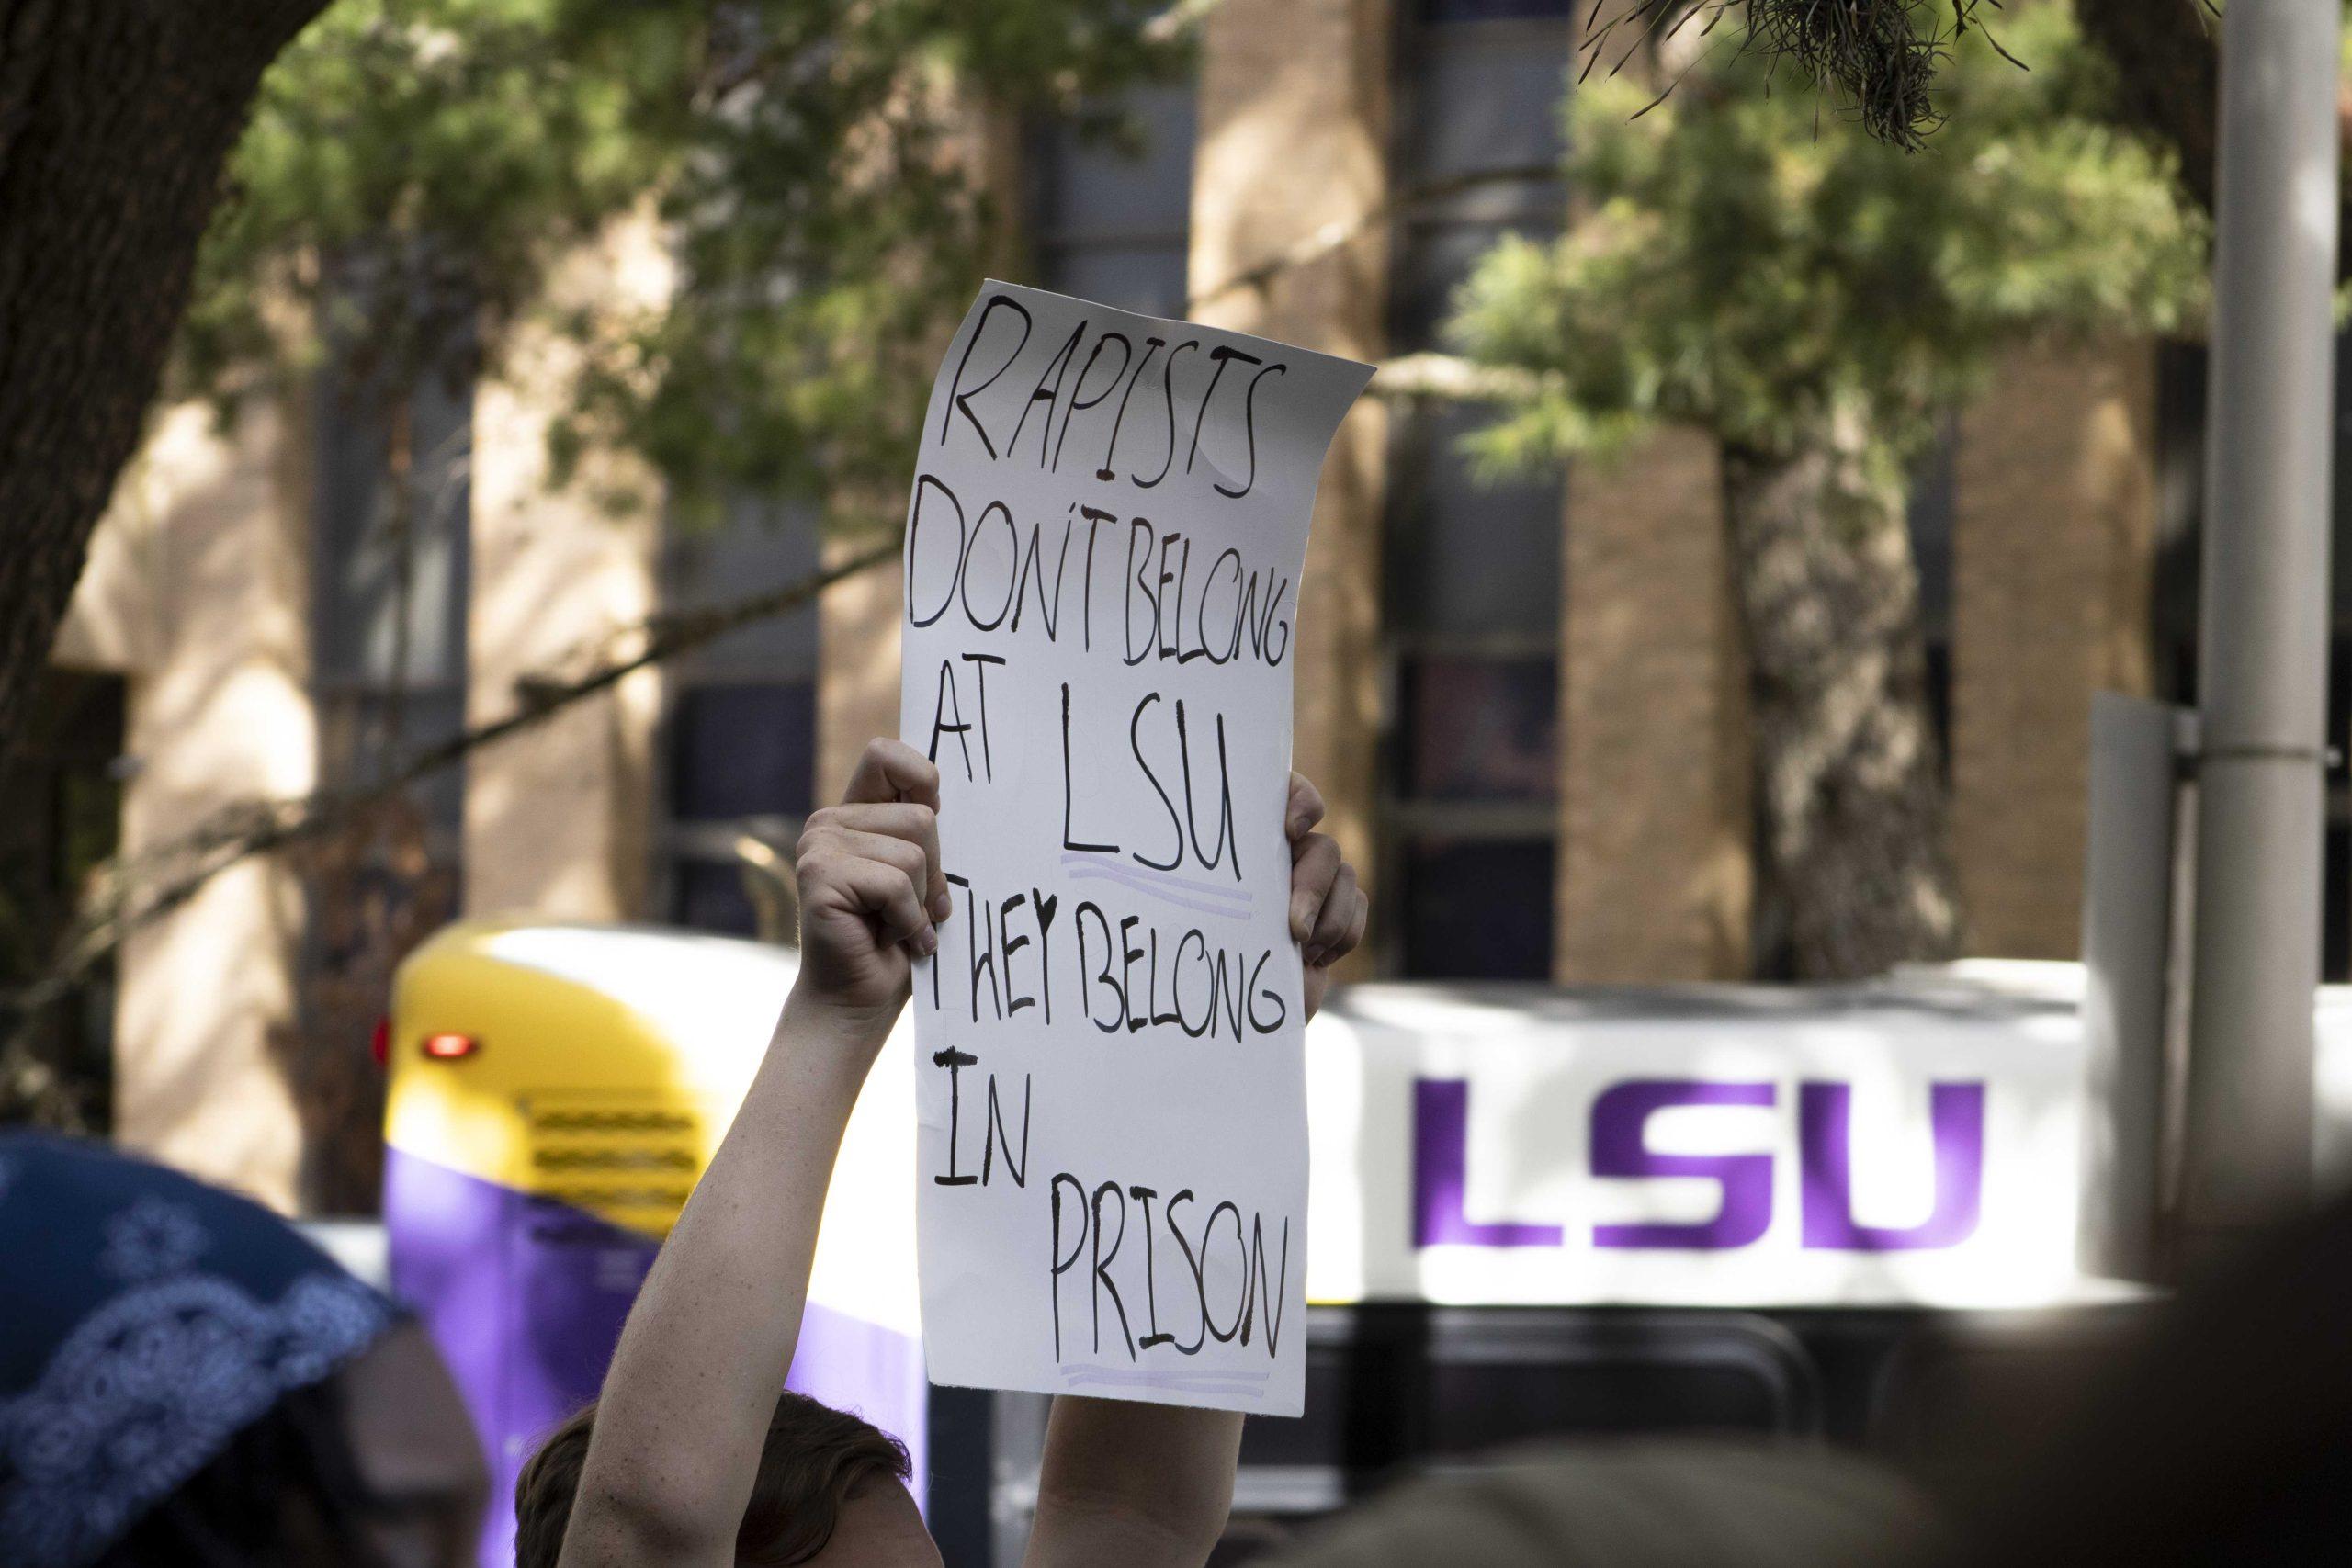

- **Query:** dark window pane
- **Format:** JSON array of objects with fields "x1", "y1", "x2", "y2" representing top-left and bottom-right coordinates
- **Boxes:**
[
  {"x1": 2335, "y1": 326, "x2": 2352, "y2": 619},
  {"x1": 1033, "y1": 85, "x2": 1198, "y2": 243},
  {"x1": 1401, "y1": 837, "x2": 1555, "y2": 978},
  {"x1": 662, "y1": 502, "x2": 820, "y2": 678},
  {"x1": 1385, "y1": 0, "x2": 1572, "y2": 980},
  {"x1": 0, "y1": 673, "x2": 126, "y2": 1124},
  {"x1": 1425, "y1": 1359, "x2": 1786, "y2": 1452},
  {"x1": 2329, "y1": 818, "x2": 2348, "y2": 984},
  {"x1": 1393, "y1": 212, "x2": 1564, "y2": 348},
  {"x1": 2331, "y1": 633, "x2": 2350, "y2": 982},
  {"x1": 313, "y1": 354, "x2": 473, "y2": 689},
  {"x1": 670, "y1": 682, "x2": 816, "y2": 821},
  {"x1": 1402, "y1": 657, "x2": 1557, "y2": 801},
  {"x1": 1391, "y1": 223, "x2": 1491, "y2": 350},
  {"x1": 2331, "y1": 634, "x2": 2352, "y2": 791},
  {"x1": 1400, "y1": 29, "x2": 1573, "y2": 190},
  {"x1": 1908, "y1": 420, "x2": 1957, "y2": 638},
  {"x1": 1924, "y1": 641, "x2": 1952, "y2": 786},
  {"x1": 2152, "y1": 340, "x2": 2205, "y2": 664},
  {"x1": 1386, "y1": 402, "x2": 1563, "y2": 637},
  {"x1": 1034, "y1": 244, "x2": 1192, "y2": 321},
  {"x1": 671, "y1": 859, "x2": 761, "y2": 938},
  {"x1": 1419, "y1": 0, "x2": 1573, "y2": 22},
  {"x1": 1034, "y1": 83, "x2": 1195, "y2": 318}
]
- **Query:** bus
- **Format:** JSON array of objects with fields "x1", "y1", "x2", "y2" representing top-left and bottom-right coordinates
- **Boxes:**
[{"x1": 387, "y1": 920, "x2": 2349, "y2": 1565}]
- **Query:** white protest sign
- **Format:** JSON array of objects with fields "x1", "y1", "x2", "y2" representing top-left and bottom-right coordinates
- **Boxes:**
[{"x1": 899, "y1": 282, "x2": 1372, "y2": 1415}]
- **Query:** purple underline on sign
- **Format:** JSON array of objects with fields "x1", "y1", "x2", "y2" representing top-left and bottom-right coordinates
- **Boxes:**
[
  {"x1": 1057, "y1": 1366, "x2": 1270, "y2": 1396},
  {"x1": 1062, "y1": 865, "x2": 1255, "y2": 920},
  {"x1": 1059, "y1": 853, "x2": 1255, "y2": 921},
  {"x1": 1058, "y1": 853, "x2": 1255, "y2": 899}
]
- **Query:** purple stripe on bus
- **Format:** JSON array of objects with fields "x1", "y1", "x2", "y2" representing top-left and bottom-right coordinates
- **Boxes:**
[
  {"x1": 383, "y1": 1148, "x2": 529, "y2": 1568},
  {"x1": 384, "y1": 1148, "x2": 928, "y2": 1568},
  {"x1": 787, "y1": 1299, "x2": 930, "y2": 1511},
  {"x1": 390, "y1": 1149, "x2": 660, "y2": 1568}
]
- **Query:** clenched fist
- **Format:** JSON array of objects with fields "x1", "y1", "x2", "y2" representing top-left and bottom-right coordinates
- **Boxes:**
[{"x1": 792, "y1": 739, "x2": 949, "y2": 1029}]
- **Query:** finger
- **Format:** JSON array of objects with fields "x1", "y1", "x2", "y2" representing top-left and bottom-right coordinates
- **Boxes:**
[
  {"x1": 804, "y1": 827, "x2": 929, "y2": 898},
  {"x1": 816, "y1": 854, "x2": 935, "y2": 955},
  {"x1": 1288, "y1": 833, "x2": 1340, "y2": 942},
  {"x1": 1285, "y1": 774, "x2": 1326, "y2": 841},
  {"x1": 1339, "y1": 885, "x2": 1369, "y2": 959},
  {"x1": 845, "y1": 739, "x2": 942, "y2": 809},
  {"x1": 805, "y1": 803, "x2": 949, "y2": 920},
  {"x1": 1305, "y1": 864, "x2": 1359, "y2": 968}
]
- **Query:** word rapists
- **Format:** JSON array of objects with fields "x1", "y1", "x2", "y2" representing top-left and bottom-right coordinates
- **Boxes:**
[{"x1": 905, "y1": 290, "x2": 1302, "y2": 667}]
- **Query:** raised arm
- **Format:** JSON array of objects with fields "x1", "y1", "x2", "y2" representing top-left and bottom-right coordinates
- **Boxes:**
[
  {"x1": 560, "y1": 740, "x2": 947, "y2": 1568},
  {"x1": 1023, "y1": 774, "x2": 1368, "y2": 1568}
]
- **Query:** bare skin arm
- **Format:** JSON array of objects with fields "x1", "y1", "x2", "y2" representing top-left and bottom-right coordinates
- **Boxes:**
[
  {"x1": 1023, "y1": 775, "x2": 1369, "y2": 1568},
  {"x1": 559, "y1": 739, "x2": 949, "y2": 1568},
  {"x1": 560, "y1": 746, "x2": 1364, "y2": 1568}
]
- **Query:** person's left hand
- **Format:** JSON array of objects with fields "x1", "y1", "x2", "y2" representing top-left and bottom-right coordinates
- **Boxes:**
[{"x1": 1284, "y1": 773, "x2": 1367, "y2": 1021}]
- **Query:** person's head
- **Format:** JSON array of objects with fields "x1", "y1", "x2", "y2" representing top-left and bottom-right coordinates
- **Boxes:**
[
  {"x1": 515, "y1": 1390, "x2": 935, "y2": 1567},
  {"x1": 0, "y1": 1132, "x2": 489, "y2": 1568}
]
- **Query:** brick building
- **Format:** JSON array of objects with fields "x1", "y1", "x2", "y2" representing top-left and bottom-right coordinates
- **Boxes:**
[{"x1": 32, "y1": 0, "x2": 2318, "y2": 1209}]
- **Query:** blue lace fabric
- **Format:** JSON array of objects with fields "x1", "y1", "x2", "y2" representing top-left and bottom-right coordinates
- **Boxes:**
[{"x1": 0, "y1": 1132, "x2": 397, "y2": 1568}]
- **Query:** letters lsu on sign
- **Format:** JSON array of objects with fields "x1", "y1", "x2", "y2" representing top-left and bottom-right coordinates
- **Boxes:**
[{"x1": 1301, "y1": 982, "x2": 2098, "y2": 1310}]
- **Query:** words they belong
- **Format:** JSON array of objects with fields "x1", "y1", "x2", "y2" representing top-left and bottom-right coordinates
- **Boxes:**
[{"x1": 930, "y1": 871, "x2": 1293, "y2": 1043}]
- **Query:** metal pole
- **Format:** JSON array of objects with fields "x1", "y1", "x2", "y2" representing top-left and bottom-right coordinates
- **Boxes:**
[
  {"x1": 2179, "y1": 0, "x2": 2342, "y2": 1272},
  {"x1": 2078, "y1": 694, "x2": 2192, "y2": 1281}
]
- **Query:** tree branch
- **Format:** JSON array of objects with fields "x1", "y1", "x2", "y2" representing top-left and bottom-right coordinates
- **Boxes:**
[
  {"x1": 1186, "y1": 164, "x2": 1559, "y2": 314},
  {"x1": 1369, "y1": 350, "x2": 1544, "y2": 401},
  {"x1": 1143, "y1": 0, "x2": 1227, "y2": 46},
  {"x1": 2, "y1": 536, "x2": 897, "y2": 1073}
]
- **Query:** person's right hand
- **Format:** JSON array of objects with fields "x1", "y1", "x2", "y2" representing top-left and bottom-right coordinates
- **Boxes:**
[{"x1": 789, "y1": 739, "x2": 951, "y2": 1034}]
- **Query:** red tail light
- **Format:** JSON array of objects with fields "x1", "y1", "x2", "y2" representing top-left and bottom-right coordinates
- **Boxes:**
[{"x1": 421, "y1": 1032, "x2": 480, "y2": 1061}]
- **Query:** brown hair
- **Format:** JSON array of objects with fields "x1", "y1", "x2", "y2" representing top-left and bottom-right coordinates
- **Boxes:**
[{"x1": 514, "y1": 1391, "x2": 910, "y2": 1568}]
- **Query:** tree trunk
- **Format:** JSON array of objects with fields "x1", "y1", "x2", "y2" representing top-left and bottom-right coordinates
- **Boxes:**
[
  {"x1": 1722, "y1": 438, "x2": 1960, "y2": 979},
  {"x1": 0, "y1": 0, "x2": 328, "y2": 770}
]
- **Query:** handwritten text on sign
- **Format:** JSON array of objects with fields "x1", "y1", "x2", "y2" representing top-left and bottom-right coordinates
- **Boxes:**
[{"x1": 901, "y1": 284, "x2": 1371, "y2": 1415}]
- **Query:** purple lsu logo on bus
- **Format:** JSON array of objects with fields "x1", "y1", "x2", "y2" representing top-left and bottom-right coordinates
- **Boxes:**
[{"x1": 1412, "y1": 1077, "x2": 1987, "y2": 1254}]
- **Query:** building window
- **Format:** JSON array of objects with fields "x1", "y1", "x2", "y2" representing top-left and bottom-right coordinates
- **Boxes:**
[
  {"x1": 1400, "y1": 653, "x2": 1558, "y2": 803},
  {"x1": 1385, "y1": 1, "x2": 1572, "y2": 979},
  {"x1": 0, "y1": 672, "x2": 126, "y2": 1128},
  {"x1": 658, "y1": 502, "x2": 822, "y2": 939},
  {"x1": 311, "y1": 340, "x2": 474, "y2": 852},
  {"x1": 1909, "y1": 415, "x2": 1957, "y2": 777},
  {"x1": 1030, "y1": 82, "x2": 1197, "y2": 318},
  {"x1": 670, "y1": 682, "x2": 818, "y2": 824}
]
